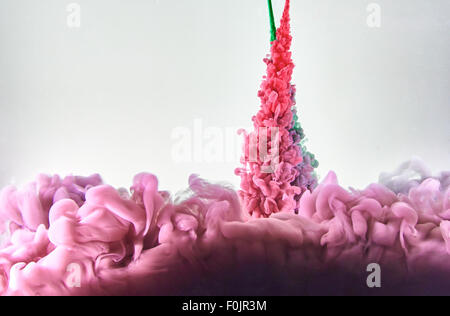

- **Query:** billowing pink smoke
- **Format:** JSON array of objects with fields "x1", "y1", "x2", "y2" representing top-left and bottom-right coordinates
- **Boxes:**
[
  {"x1": 0, "y1": 0, "x2": 449, "y2": 296},
  {"x1": 0, "y1": 160, "x2": 449, "y2": 295},
  {"x1": 236, "y1": 0, "x2": 318, "y2": 218}
]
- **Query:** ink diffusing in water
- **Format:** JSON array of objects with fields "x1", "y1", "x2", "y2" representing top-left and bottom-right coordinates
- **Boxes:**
[{"x1": 0, "y1": 0, "x2": 449, "y2": 296}]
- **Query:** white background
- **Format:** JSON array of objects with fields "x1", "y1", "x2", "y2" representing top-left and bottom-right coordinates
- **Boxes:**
[{"x1": 0, "y1": 0, "x2": 449, "y2": 194}]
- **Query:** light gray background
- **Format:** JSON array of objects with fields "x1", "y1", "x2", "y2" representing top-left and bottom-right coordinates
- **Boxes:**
[{"x1": 0, "y1": 0, "x2": 449, "y2": 194}]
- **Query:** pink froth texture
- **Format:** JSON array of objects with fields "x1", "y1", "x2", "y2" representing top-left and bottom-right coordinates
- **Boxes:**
[
  {"x1": 0, "y1": 160, "x2": 449, "y2": 295},
  {"x1": 1, "y1": 0, "x2": 448, "y2": 296},
  {"x1": 236, "y1": 0, "x2": 317, "y2": 218}
]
